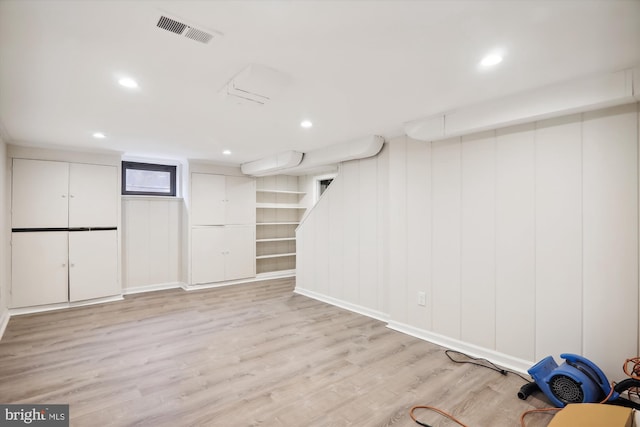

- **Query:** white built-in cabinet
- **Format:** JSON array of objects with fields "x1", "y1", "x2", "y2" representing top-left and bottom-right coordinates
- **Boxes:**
[
  {"x1": 68, "y1": 230, "x2": 119, "y2": 301},
  {"x1": 12, "y1": 159, "x2": 117, "y2": 229},
  {"x1": 191, "y1": 174, "x2": 255, "y2": 225},
  {"x1": 11, "y1": 231, "x2": 68, "y2": 307},
  {"x1": 190, "y1": 173, "x2": 255, "y2": 285},
  {"x1": 10, "y1": 158, "x2": 119, "y2": 308},
  {"x1": 191, "y1": 226, "x2": 255, "y2": 284}
]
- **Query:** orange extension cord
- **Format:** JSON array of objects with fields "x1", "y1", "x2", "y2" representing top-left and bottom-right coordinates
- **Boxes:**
[
  {"x1": 410, "y1": 405, "x2": 469, "y2": 427},
  {"x1": 409, "y1": 356, "x2": 640, "y2": 427}
]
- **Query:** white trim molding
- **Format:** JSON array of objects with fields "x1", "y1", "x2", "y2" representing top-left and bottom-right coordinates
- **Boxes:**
[
  {"x1": 123, "y1": 282, "x2": 184, "y2": 295},
  {"x1": 294, "y1": 287, "x2": 390, "y2": 323},
  {"x1": 182, "y1": 276, "x2": 268, "y2": 291},
  {"x1": 0, "y1": 307, "x2": 9, "y2": 341},
  {"x1": 387, "y1": 320, "x2": 533, "y2": 376},
  {"x1": 295, "y1": 286, "x2": 532, "y2": 375},
  {"x1": 9, "y1": 295, "x2": 124, "y2": 316}
]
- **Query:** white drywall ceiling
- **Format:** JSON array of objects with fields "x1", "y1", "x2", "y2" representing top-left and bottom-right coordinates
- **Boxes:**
[{"x1": 0, "y1": 0, "x2": 638, "y2": 164}]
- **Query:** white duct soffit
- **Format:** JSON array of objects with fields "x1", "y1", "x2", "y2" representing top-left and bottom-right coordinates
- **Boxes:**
[
  {"x1": 405, "y1": 66, "x2": 640, "y2": 141},
  {"x1": 241, "y1": 135, "x2": 384, "y2": 176},
  {"x1": 240, "y1": 150, "x2": 303, "y2": 176}
]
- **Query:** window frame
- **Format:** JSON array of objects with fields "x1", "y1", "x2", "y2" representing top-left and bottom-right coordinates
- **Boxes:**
[
  {"x1": 121, "y1": 161, "x2": 177, "y2": 197},
  {"x1": 313, "y1": 173, "x2": 336, "y2": 204}
]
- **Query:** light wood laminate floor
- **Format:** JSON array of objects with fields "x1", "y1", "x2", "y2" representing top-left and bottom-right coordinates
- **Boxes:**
[{"x1": 0, "y1": 278, "x2": 552, "y2": 426}]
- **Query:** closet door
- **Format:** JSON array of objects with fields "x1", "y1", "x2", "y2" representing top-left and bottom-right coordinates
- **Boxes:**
[
  {"x1": 69, "y1": 230, "x2": 119, "y2": 302},
  {"x1": 191, "y1": 227, "x2": 225, "y2": 284},
  {"x1": 69, "y1": 164, "x2": 118, "y2": 228},
  {"x1": 225, "y1": 225, "x2": 255, "y2": 280},
  {"x1": 191, "y1": 173, "x2": 226, "y2": 225},
  {"x1": 11, "y1": 232, "x2": 68, "y2": 308},
  {"x1": 225, "y1": 176, "x2": 255, "y2": 224},
  {"x1": 12, "y1": 159, "x2": 69, "y2": 228}
]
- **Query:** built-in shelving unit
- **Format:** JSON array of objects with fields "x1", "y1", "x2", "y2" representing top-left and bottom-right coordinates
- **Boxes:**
[{"x1": 255, "y1": 176, "x2": 307, "y2": 277}]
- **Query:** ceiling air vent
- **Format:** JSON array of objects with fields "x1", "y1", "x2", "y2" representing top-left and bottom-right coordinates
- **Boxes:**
[
  {"x1": 156, "y1": 15, "x2": 220, "y2": 44},
  {"x1": 220, "y1": 64, "x2": 292, "y2": 106}
]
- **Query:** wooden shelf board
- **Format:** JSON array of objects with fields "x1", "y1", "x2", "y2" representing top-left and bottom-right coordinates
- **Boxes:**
[
  {"x1": 256, "y1": 203, "x2": 306, "y2": 209},
  {"x1": 256, "y1": 238, "x2": 296, "y2": 243},
  {"x1": 256, "y1": 189, "x2": 306, "y2": 195},
  {"x1": 256, "y1": 252, "x2": 296, "y2": 260}
]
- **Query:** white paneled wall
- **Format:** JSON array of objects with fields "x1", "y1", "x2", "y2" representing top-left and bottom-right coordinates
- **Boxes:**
[
  {"x1": 494, "y1": 124, "x2": 535, "y2": 361},
  {"x1": 581, "y1": 106, "x2": 638, "y2": 378},
  {"x1": 297, "y1": 103, "x2": 639, "y2": 378},
  {"x1": 388, "y1": 138, "x2": 408, "y2": 324},
  {"x1": 122, "y1": 198, "x2": 182, "y2": 291},
  {"x1": 296, "y1": 147, "x2": 389, "y2": 320},
  {"x1": 460, "y1": 131, "x2": 496, "y2": 349},
  {"x1": 534, "y1": 115, "x2": 583, "y2": 360},
  {"x1": 431, "y1": 138, "x2": 462, "y2": 339},
  {"x1": 405, "y1": 139, "x2": 430, "y2": 330},
  {"x1": 0, "y1": 137, "x2": 7, "y2": 320}
]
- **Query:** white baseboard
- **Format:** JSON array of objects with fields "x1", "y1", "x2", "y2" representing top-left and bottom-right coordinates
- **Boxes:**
[
  {"x1": 182, "y1": 276, "x2": 266, "y2": 291},
  {"x1": 256, "y1": 270, "x2": 296, "y2": 280},
  {"x1": 123, "y1": 282, "x2": 184, "y2": 295},
  {"x1": 294, "y1": 287, "x2": 390, "y2": 323},
  {"x1": 293, "y1": 287, "x2": 532, "y2": 376},
  {"x1": 387, "y1": 320, "x2": 533, "y2": 376},
  {"x1": 0, "y1": 306, "x2": 9, "y2": 341},
  {"x1": 9, "y1": 295, "x2": 124, "y2": 316}
]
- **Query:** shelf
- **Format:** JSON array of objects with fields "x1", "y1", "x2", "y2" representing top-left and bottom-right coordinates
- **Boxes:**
[
  {"x1": 256, "y1": 237, "x2": 296, "y2": 243},
  {"x1": 256, "y1": 252, "x2": 296, "y2": 260},
  {"x1": 256, "y1": 189, "x2": 306, "y2": 195},
  {"x1": 256, "y1": 222, "x2": 299, "y2": 226},
  {"x1": 256, "y1": 203, "x2": 306, "y2": 209}
]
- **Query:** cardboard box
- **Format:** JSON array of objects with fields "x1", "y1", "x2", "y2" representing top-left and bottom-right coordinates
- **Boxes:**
[{"x1": 548, "y1": 403, "x2": 633, "y2": 427}]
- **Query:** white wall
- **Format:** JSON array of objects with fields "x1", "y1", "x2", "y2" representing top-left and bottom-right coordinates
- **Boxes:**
[
  {"x1": 0, "y1": 135, "x2": 8, "y2": 336},
  {"x1": 122, "y1": 197, "x2": 183, "y2": 292},
  {"x1": 296, "y1": 146, "x2": 389, "y2": 320},
  {"x1": 296, "y1": 102, "x2": 639, "y2": 379}
]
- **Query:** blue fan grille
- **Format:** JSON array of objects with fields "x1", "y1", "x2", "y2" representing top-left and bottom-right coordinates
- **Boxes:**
[{"x1": 550, "y1": 374, "x2": 584, "y2": 404}]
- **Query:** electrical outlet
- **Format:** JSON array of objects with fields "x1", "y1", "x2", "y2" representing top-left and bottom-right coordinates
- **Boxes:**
[{"x1": 418, "y1": 291, "x2": 426, "y2": 306}]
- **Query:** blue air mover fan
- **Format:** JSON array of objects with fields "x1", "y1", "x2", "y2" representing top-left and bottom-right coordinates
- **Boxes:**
[{"x1": 527, "y1": 353, "x2": 617, "y2": 407}]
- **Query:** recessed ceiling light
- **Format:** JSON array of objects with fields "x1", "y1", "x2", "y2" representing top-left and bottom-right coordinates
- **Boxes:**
[
  {"x1": 222, "y1": 149, "x2": 232, "y2": 155},
  {"x1": 92, "y1": 132, "x2": 106, "y2": 139},
  {"x1": 300, "y1": 120, "x2": 313, "y2": 129},
  {"x1": 118, "y1": 77, "x2": 138, "y2": 89},
  {"x1": 480, "y1": 53, "x2": 503, "y2": 67}
]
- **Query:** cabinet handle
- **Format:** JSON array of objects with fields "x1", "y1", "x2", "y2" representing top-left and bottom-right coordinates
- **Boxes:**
[
  {"x1": 61, "y1": 194, "x2": 67, "y2": 198},
  {"x1": 69, "y1": 195, "x2": 75, "y2": 198},
  {"x1": 70, "y1": 263, "x2": 75, "y2": 267},
  {"x1": 62, "y1": 263, "x2": 66, "y2": 267}
]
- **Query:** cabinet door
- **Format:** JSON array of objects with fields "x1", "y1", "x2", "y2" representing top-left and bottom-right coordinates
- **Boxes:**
[
  {"x1": 69, "y1": 230, "x2": 119, "y2": 301},
  {"x1": 225, "y1": 225, "x2": 256, "y2": 280},
  {"x1": 191, "y1": 227, "x2": 225, "y2": 284},
  {"x1": 225, "y1": 176, "x2": 256, "y2": 225},
  {"x1": 69, "y1": 163, "x2": 118, "y2": 228},
  {"x1": 12, "y1": 159, "x2": 69, "y2": 228},
  {"x1": 191, "y1": 173, "x2": 226, "y2": 225},
  {"x1": 11, "y1": 232, "x2": 68, "y2": 308}
]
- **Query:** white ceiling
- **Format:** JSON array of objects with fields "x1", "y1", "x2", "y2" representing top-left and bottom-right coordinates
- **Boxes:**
[{"x1": 1, "y1": 0, "x2": 639, "y2": 165}]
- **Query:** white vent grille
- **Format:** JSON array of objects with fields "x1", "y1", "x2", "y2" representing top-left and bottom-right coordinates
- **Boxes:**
[{"x1": 156, "y1": 15, "x2": 219, "y2": 44}]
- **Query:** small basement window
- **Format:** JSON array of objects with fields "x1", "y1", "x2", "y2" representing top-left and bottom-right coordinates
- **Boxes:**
[
  {"x1": 314, "y1": 173, "x2": 336, "y2": 204},
  {"x1": 319, "y1": 178, "x2": 333, "y2": 197},
  {"x1": 122, "y1": 161, "x2": 177, "y2": 196}
]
